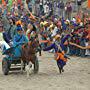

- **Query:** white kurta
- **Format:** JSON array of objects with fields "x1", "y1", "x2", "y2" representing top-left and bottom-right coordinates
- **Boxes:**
[
  {"x1": 0, "y1": 33, "x2": 10, "y2": 51},
  {"x1": 85, "y1": 43, "x2": 90, "y2": 56}
]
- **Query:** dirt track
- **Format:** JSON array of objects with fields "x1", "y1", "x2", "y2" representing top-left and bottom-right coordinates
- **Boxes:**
[{"x1": 0, "y1": 52, "x2": 90, "y2": 90}]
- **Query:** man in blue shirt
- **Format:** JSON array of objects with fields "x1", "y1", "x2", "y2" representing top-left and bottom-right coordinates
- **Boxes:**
[{"x1": 13, "y1": 25, "x2": 29, "y2": 58}]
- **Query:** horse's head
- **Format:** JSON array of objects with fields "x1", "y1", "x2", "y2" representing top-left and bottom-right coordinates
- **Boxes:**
[
  {"x1": 29, "y1": 38, "x2": 39, "y2": 47},
  {"x1": 27, "y1": 38, "x2": 39, "y2": 53}
]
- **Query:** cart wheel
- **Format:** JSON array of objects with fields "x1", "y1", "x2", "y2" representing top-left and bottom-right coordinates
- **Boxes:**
[
  {"x1": 34, "y1": 57, "x2": 39, "y2": 74},
  {"x1": 2, "y1": 57, "x2": 9, "y2": 75}
]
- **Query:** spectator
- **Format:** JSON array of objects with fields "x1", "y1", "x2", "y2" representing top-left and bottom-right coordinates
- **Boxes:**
[
  {"x1": 77, "y1": 0, "x2": 82, "y2": 13},
  {"x1": 27, "y1": 0, "x2": 32, "y2": 12},
  {"x1": 58, "y1": 0, "x2": 64, "y2": 18},
  {"x1": 65, "y1": 1, "x2": 72, "y2": 20},
  {"x1": 0, "y1": 21, "x2": 10, "y2": 52}
]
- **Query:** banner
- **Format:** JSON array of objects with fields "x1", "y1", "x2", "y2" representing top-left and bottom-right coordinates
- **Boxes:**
[
  {"x1": 8, "y1": 0, "x2": 13, "y2": 11},
  {"x1": 88, "y1": 0, "x2": 90, "y2": 8},
  {"x1": 2, "y1": 0, "x2": 4, "y2": 4},
  {"x1": 2, "y1": 0, "x2": 6, "y2": 6}
]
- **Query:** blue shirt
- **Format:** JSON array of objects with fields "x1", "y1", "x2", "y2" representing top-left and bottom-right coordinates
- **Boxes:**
[
  {"x1": 44, "y1": 34, "x2": 70, "y2": 52},
  {"x1": 13, "y1": 33, "x2": 29, "y2": 46},
  {"x1": 13, "y1": 34, "x2": 29, "y2": 57}
]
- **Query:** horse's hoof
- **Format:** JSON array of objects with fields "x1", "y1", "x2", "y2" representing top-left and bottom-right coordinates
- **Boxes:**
[
  {"x1": 27, "y1": 74, "x2": 30, "y2": 78},
  {"x1": 30, "y1": 65, "x2": 32, "y2": 68},
  {"x1": 39, "y1": 54, "x2": 42, "y2": 56},
  {"x1": 21, "y1": 72, "x2": 23, "y2": 74},
  {"x1": 21, "y1": 71, "x2": 23, "y2": 74}
]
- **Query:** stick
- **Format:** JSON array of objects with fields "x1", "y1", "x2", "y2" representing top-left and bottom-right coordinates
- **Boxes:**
[{"x1": 69, "y1": 42, "x2": 90, "y2": 49}]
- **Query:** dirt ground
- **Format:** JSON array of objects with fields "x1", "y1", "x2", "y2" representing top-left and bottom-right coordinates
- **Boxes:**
[{"x1": 0, "y1": 52, "x2": 90, "y2": 90}]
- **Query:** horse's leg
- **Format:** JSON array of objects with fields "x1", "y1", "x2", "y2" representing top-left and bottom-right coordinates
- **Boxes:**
[
  {"x1": 25, "y1": 64, "x2": 29, "y2": 77},
  {"x1": 39, "y1": 49, "x2": 41, "y2": 56},
  {"x1": 25, "y1": 61, "x2": 32, "y2": 77},
  {"x1": 21, "y1": 60, "x2": 23, "y2": 72},
  {"x1": 39, "y1": 45, "x2": 42, "y2": 56},
  {"x1": 23, "y1": 61, "x2": 26, "y2": 71}
]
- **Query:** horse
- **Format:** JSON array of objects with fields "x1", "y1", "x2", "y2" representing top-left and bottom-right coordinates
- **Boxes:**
[{"x1": 21, "y1": 39, "x2": 39, "y2": 77}]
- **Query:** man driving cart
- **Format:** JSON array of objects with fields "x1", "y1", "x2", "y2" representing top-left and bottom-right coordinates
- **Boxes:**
[{"x1": 13, "y1": 25, "x2": 29, "y2": 58}]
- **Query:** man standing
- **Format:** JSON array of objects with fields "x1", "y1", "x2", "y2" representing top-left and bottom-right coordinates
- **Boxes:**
[
  {"x1": 0, "y1": 21, "x2": 10, "y2": 52},
  {"x1": 35, "y1": 0, "x2": 40, "y2": 16},
  {"x1": 13, "y1": 25, "x2": 29, "y2": 58},
  {"x1": 77, "y1": 0, "x2": 82, "y2": 13},
  {"x1": 0, "y1": 6, "x2": 10, "y2": 32},
  {"x1": 58, "y1": 0, "x2": 64, "y2": 18},
  {"x1": 65, "y1": 1, "x2": 72, "y2": 20}
]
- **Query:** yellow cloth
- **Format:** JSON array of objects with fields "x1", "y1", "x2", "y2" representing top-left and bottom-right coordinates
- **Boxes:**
[
  {"x1": 43, "y1": 21, "x2": 48, "y2": 26},
  {"x1": 0, "y1": 33, "x2": 4, "y2": 41}
]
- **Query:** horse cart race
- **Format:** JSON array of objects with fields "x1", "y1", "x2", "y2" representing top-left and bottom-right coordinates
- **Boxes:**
[
  {"x1": 0, "y1": 0, "x2": 90, "y2": 90},
  {"x1": 2, "y1": 41, "x2": 39, "y2": 75}
]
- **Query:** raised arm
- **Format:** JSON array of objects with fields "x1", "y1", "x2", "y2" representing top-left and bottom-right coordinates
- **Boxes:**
[{"x1": 69, "y1": 42, "x2": 90, "y2": 49}]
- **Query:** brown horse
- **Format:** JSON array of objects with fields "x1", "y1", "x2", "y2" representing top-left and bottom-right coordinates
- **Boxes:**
[{"x1": 21, "y1": 39, "x2": 39, "y2": 76}]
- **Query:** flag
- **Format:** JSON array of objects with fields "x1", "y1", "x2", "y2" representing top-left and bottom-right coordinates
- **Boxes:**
[
  {"x1": 8, "y1": 0, "x2": 13, "y2": 11},
  {"x1": 88, "y1": 0, "x2": 90, "y2": 8},
  {"x1": 2, "y1": 0, "x2": 4, "y2": 4},
  {"x1": 0, "y1": 0, "x2": 1, "y2": 4}
]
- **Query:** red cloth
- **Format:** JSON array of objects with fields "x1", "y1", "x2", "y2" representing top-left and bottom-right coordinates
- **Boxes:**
[
  {"x1": 84, "y1": 29, "x2": 90, "y2": 39},
  {"x1": 57, "y1": 21, "x2": 61, "y2": 27},
  {"x1": 28, "y1": 34, "x2": 30, "y2": 40},
  {"x1": 88, "y1": 0, "x2": 90, "y2": 8},
  {"x1": 87, "y1": 30, "x2": 90, "y2": 39},
  {"x1": 2, "y1": 0, "x2": 4, "y2": 4},
  {"x1": 17, "y1": 0, "x2": 22, "y2": 4}
]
